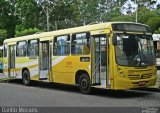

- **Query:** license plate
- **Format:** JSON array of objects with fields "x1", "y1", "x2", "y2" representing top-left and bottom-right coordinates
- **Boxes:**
[{"x1": 139, "y1": 82, "x2": 146, "y2": 86}]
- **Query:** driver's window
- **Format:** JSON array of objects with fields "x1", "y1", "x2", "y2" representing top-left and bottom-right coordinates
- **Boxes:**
[
  {"x1": 116, "y1": 35, "x2": 123, "y2": 52},
  {"x1": 115, "y1": 35, "x2": 125, "y2": 57}
]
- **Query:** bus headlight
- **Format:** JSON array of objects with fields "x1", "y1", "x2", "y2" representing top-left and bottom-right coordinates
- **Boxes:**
[
  {"x1": 117, "y1": 68, "x2": 121, "y2": 72},
  {"x1": 118, "y1": 72, "x2": 125, "y2": 77},
  {"x1": 117, "y1": 68, "x2": 126, "y2": 77}
]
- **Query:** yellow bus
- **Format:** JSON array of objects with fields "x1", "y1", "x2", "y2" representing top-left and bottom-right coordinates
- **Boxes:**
[
  {"x1": 2, "y1": 22, "x2": 157, "y2": 94},
  {"x1": 0, "y1": 46, "x2": 3, "y2": 72}
]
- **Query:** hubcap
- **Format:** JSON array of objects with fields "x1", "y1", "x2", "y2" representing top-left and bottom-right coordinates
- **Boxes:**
[
  {"x1": 24, "y1": 74, "x2": 28, "y2": 84},
  {"x1": 81, "y1": 79, "x2": 88, "y2": 89}
]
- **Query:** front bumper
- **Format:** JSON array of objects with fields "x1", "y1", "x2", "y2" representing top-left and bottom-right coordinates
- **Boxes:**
[{"x1": 113, "y1": 75, "x2": 157, "y2": 90}]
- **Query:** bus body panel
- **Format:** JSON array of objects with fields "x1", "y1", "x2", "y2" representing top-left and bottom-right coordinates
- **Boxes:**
[
  {"x1": 15, "y1": 57, "x2": 39, "y2": 80},
  {"x1": 51, "y1": 55, "x2": 91, "y2": 84},
  {"x1": 109, "y1": 34, "x2": 115, "y2": 89}
]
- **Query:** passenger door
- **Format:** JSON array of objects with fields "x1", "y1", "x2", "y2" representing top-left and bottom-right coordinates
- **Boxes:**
[
  {"x1": 91, "y1": 34, "x2": 110, "y2": 87},
  {"x1": 8, "y1": 45, "x2": 16, "y2": 77},
  {"x1": 39, "y1": 41, "x2": 50, "y2": 80}
]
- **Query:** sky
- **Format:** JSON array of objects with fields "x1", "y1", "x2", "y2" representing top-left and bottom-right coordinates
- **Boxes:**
[{"x1": 121, "y1": 0, "x2": 160, "y2": 15}]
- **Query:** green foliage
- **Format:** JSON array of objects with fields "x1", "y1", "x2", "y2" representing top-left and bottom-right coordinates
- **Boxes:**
[
  {"x1": 146, "y1": 17, "x2": 160, "y2": 33},
  {"x1": 155, "y1": 28, "x2": 160, "y2": 34},
  {"x1": 137, "y1": 7, "x2": 160, "y2": 32},
  {"x1": 0, "y1": 0, "x2": 160, "y2": 39},
  {"x1": 112, "y1": 15, "x2": 135, "y2": 22},
  {"x1": 16, "y1": 0, "x2": 41, "y2": 29},
  {"x1": 16, "y1": 28, "x2": 42, "y2": 37},
  {"x1": 0, "y1": 30, "x2": 7, "y2": 38},
  {"x1": 0, "y1": 29, "x2": 7, "y2": 45},
  {"x1": 50, "y1": 0, "x2": 81, "y2": 29},
  {"x1": 0, "y1": 0, "x2": 17, "y2": 38}
]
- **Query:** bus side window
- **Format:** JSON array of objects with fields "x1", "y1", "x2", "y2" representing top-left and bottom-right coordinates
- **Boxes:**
[
  {"x1": 53, "y1": 35, "x2": 70, "y2": 56},
  {"x1": 16, "y1": 41, "x2": 27, "y2": 57},
  {"x1": 71, "y1": 32, "x2": 90, "y2": 55},
  {"x1": 28, "y1": 39, "x2": 39, "y2": 57}
]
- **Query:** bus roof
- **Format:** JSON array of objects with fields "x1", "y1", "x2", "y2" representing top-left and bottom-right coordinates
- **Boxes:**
[{"x1": 4, "y1": 22, "x2": 148, "y2": 44}]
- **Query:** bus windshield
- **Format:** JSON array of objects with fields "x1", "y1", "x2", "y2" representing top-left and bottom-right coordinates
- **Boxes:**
[{"x1": 114, "y1": 33, "x2": 155, "y2": 67}]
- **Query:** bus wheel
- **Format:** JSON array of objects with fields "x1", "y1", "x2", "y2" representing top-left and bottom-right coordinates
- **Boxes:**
[
  {"x1": 79, "y1": 73, "x2": 91, "y2": 94},
  {"x1": 22, "y1": 70, "x2": 30, "y2": 86}
]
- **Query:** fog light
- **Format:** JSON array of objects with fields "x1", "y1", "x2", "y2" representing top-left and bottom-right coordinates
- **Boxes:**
[
  {"x1": 118, "y1": 72, "x2": 125, "y2": 77},
  {"x1": 117, "y1": 68, "x2": 121, "y2": 72}
]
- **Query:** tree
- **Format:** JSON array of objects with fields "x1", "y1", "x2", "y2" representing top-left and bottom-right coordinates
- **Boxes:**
[
  {"x1": 16, "y1": 28, "x2": 41, "y2": 37},
  {"x1": 16, "y1": 0, "x2": 41, "y2": 30},
  {"x1": 49, "y1": 0, "x2": 81, "y2": 29},
  {"x1": 0, "y1": 29, "x2": 7, "y2": 45},
  {"x1": 0, "y1": 0, "x2": 160, "y2": 40},
  {"x1": 137, "y1": 7, "x2": 160, "y2": 32},
  {"x1": 0, "y1": 0, "x2": 17, "y2": 38}
]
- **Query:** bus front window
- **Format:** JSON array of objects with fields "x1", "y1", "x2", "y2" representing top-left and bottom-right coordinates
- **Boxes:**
[{"x1": 115, "y1": 33, "x2": 155, "y2": 67}]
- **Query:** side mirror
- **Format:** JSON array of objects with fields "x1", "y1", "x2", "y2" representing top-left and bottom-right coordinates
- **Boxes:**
[{"x1": 112, "y1": 35, "x2": 117, "y2": 46}]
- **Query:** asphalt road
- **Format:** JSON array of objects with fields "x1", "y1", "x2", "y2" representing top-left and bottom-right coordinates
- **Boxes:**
[
  {"x1": 0, "y1": 72, "x2": 160, "y2": 113},
  {"x1": 0, "y1": 80, "x2": 160, "y2": 107}
]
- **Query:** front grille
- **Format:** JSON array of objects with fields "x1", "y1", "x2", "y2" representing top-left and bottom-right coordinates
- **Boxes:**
[
  {"x1": 128, "y1": 75, "x2": 139, "y2": 80},
  {"x1": 128, "y1": 73, "x2": 152, "y2": 80},
  {"x1": 141, "y1": 74, "x2": 152, "y2": 79}
]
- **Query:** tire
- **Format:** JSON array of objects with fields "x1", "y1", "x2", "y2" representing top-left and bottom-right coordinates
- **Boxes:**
[
  {"x1": 22, "y1": 70, "x2": 30, "y2": 86},
  {"x1": 79, "y1": 73, "x2": 92, "y2": 94}
]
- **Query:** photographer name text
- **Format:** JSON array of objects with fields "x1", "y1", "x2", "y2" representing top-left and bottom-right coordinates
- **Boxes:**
[{"x1": 1, "y1": 107, "x2": 38, "y2": 113}]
